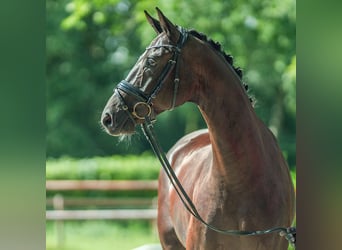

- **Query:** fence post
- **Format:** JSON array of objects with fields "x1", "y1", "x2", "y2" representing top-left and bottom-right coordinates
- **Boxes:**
[{"x1": 53, "y1": 194, "x2": 65, "y2": 247}]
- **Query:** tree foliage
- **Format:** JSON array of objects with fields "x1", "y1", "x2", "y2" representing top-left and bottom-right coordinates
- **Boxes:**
[{"x1": 46, "y1": 0, "x2": 296, "y2": 167}]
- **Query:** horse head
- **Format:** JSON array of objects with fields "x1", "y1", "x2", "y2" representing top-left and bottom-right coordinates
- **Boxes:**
[{"x1": 101, "y1": 8, "x2": 193, "y2": 136}]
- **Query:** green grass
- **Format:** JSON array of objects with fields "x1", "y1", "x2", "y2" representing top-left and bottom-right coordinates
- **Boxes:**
[{"x1": 46, "y1": 221, "x2": 159, "y2": 250}]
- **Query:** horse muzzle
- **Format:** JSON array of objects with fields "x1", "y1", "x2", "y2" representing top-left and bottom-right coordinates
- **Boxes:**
[{"x1": 101, "y1": 107, "x2": 136, "y2": 136}]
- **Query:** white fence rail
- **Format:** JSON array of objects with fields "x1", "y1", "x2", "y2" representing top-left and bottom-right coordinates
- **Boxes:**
[{"x1": 46, "y1": 209, "x2": 157, "y2": 220}]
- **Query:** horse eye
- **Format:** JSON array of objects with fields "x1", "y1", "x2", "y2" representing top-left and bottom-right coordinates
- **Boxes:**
[{"x1": 146, "y1": 58, "x2": 156, "y2": 67}]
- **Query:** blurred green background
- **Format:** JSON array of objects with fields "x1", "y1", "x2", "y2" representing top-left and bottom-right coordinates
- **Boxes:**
[{"x1": 46, "y1": 0, "x2": 296, "y2": 169}]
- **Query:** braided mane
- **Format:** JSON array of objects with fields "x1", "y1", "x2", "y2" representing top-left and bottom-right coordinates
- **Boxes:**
[{"x1": 188, "y1": 29, "x2": 254, "y2": 104}]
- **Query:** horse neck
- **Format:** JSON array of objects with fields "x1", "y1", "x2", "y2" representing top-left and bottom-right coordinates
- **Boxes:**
[{"x1": 192, "y1": 46, "x2": 267, "y2": 187}]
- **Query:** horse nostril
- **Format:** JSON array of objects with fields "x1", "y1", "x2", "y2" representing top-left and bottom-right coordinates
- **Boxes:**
[{"x1": 102, "y1": 112, "x2": 113, "y2": 127}]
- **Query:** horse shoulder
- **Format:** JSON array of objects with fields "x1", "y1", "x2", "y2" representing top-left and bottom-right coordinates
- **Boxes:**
[{"x1": 167, "y1": 128, "x2": 211, "y2": 166}]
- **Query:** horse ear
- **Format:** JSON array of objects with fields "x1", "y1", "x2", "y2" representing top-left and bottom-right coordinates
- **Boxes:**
[
  {"x1": 156, "y1": 7, "x2": 180, "y2": 43},
  {"x1": 144, "y1": 10, "x2": 162, "y2": 34}
]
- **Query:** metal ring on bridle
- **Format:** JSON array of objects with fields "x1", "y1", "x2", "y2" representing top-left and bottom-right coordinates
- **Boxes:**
[{"x1": 132, "y1": 102, "x2": 152, "y2": 119}]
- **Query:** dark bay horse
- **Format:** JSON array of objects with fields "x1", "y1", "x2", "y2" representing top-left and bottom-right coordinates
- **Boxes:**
[{"x1": 101, "y1": 8, "x2": 295, "y2": 250}]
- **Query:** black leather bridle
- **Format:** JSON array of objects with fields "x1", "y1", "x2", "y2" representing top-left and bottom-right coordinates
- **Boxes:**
[
  {"x1": 113, "y1": 27, "x2": 296, "y2": 248},
  {"x1": 114, "y1": 27, "x2": 188, "y2": 122}
]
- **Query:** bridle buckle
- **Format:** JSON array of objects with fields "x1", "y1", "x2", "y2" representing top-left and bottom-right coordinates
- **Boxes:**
[{"x1": 132, "y1": 102, "x2": 152, "y2": 119}]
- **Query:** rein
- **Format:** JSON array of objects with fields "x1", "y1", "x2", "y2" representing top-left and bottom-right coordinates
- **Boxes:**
[{"x1": 114, "y1": 27, "x2": 296, "y2": 248}]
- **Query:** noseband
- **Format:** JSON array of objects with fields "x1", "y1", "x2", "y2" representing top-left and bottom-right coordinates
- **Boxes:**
[{"x1": 114, "y1": 27, "x2": 188, "y2": 122}]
